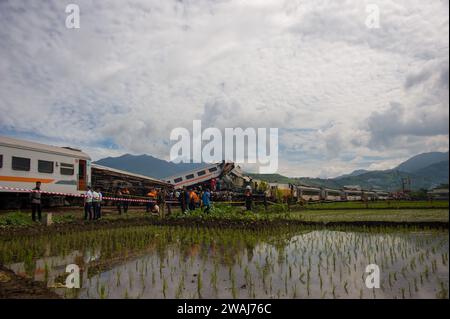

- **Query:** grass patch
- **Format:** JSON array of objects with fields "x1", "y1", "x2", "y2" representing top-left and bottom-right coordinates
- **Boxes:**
[
  {"x1": 168, "y1": 203, "x2": 449, "y2": 223},
  {"x1": 0, "y1": 212, "x2": 33, "y2": 227},
  {"x1": 303, "y1": 200, "x2": 449, "y2": 210},
  {"x1": 297, "y1": 209, "x2": 449, "y2": 222},
  {"x1": 0, "y1": 202, "x2": 448, "y2": 229}
]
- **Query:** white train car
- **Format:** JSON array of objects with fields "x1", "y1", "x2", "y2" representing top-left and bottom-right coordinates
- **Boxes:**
[
  {"x1": 375, "y1": 191, "x2": 390, "y2": 200},
  {"x1": 0, "y1": 136, "x2": 91, "y2": 195},
  {"x1": 362, "y1": 190, "x2": 377, "y2": 201},
  {"x1": 323, "y1": 188, "x2": 342, "y2": 201},
  {"x1": 298, "y1": 186, "x2": 322, "y2": 202},
  {"x1": 342, "y1": 190, "x2": 363, "y2": 201}
]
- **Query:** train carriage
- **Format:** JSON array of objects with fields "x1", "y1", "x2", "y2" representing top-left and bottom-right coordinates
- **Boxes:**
[
  {"x1": 165, "y1": 162, "x2": 235, "y2": 190},
  {"x1": 0, "y1": 136, "x2": 91, "y2": 195},
  {"x1": 362, "y1": 190, "x2": 377, "y2": 201},
  {"x1": 323, "y1": 188, "x2": 343, "y2": 201},
  {"x1": 298, "y1": 186, "x2": 322, "y2": 202},
  {"x1": 342, "y1": 190, "x2": 363, "y2": 201},
  {"x1": 375, "y1": 191, "x2": 390, "y2": 200},
  {"x1": 268, "y1": 183, "x2": 296, "y2": 201}
]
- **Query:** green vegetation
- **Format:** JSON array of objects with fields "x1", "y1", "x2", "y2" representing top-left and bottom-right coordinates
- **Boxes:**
[
  {"x1": 0, "y1": 212, "x2": 33, "y2": 227},
  {"x1": 167, "y1": 203, "x2": 449, "y2": 223},
  {"x1": 297, "y1": 209, "x2": 449, "y2": 223},
  {"x1": 0, "y1": 225, "x2": 448, "y2": 299},
  {"x1": 0, "y1": 212, "x2": 77, "y2": 227},
  {"x1": 303, "y1": 200, "x2": 449, "y2": 210},
  {"x1": 0, "y1": 201, "x2": 448, "y2": 229},
  {"x1": 248, "y1": 157, "x2": 449, "y2": 191}
]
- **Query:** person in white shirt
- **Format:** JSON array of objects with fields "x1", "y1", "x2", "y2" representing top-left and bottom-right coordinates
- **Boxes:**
[
  {"x1": 84, "y1": 186, "x2": 94, "y2": 220},
  {"x1": 93, "y1": 189, "x2": 103, "y2": 219}
]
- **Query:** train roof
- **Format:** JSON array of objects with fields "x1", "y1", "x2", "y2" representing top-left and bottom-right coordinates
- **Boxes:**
[
  {"x1": 91, "y1": 164, "x2": 171, "y2": 187},
  {"x1": 0, "y1": 135, "x2": 91, "y2": 160}
]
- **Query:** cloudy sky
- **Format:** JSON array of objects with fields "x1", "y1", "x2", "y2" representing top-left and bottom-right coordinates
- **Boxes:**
[{"x1": 0, "y1": 0, "x2": 448, "y2": 178}]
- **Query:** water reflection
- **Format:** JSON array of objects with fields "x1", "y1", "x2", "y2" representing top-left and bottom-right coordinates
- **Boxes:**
[{"x1": 1, "y1": 227, "x2": 448, "y2": 299}]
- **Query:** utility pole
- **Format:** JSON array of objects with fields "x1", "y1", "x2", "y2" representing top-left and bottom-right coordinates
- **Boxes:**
[{"x1": 401, "y1": 177, "x2": 411, "y2": 194}]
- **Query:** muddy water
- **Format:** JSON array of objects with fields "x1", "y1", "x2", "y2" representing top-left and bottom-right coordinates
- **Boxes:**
[{"x1": 0, "y1": 226, "x2": 448, "y2": 299}]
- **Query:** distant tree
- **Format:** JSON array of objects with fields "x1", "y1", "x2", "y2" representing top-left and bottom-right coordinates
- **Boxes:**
[
  {"x1": 410, "y1": 188, "x2": 428, "y2": 200},
  {"x1": 258, "y1": 181, "x2": 268, "y2": 192}
]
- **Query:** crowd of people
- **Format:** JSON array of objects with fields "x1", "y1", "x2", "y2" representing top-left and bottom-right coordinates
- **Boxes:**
[
  {"x1": 28, "y1": 180, "x2": 256, "y2": 222},
  {"x1": 175, "y1": 186, "x2": 212, "y2": 214},
  {"x1": 83, "y1": 186, "x2": 103, "y2": 220}
]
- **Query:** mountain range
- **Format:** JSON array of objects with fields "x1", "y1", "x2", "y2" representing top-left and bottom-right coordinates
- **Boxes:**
[
  {"x1": 94, "y1": 154, "x2": 204, "y2": 179},
  {"x1": 95, "y1": 151, "x2": 449, "y2": 191},
  {"x1": 250, "y1": 152, "x2": 449, "y2": 191}
]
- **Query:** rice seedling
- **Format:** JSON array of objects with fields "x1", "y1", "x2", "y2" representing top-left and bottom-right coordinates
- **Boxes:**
[{"x1": 0, "y1": 224, "x2": 447, "y2": 299}]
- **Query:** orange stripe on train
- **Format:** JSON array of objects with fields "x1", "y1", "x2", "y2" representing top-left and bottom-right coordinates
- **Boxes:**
[{"x1": 0, "y1": 176, "x2": 54, "y2": 183}]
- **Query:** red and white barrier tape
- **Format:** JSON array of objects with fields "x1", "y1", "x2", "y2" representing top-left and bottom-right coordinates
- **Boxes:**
[{"x1": 0, "y1": 186, "x2": 178, "y2": 203}]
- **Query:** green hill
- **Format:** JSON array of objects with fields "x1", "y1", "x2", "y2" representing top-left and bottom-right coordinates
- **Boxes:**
[{"x1": 248, "y1": 152, "x2": 449, "y2": 191}]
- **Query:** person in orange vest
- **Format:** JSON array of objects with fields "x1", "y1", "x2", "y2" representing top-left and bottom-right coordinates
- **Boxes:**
[
  {"x1": 189, "y1": 189, "x2": 199, "y2": 210},
  {"x1": 146, "y1": 188, "x2": 158, "y2": 213}
]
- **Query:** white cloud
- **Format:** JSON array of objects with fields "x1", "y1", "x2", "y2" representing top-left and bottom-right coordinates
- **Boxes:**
[{"x1": 0, "y1": 0, "x2": 448, "y2": 177}]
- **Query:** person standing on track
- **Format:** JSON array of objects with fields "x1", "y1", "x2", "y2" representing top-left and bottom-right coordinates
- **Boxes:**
[{"x1": 30, "y1": 181, "x2": 42, "y2": 222}]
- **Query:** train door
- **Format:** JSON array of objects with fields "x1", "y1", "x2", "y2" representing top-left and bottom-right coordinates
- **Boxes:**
[{"x1": 78, "y1": 160, "x2": 87, "y2": 191}]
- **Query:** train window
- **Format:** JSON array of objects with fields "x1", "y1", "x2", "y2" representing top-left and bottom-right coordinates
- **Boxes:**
[
  {"x1": 208, "y1": 167, "x2": 218, "y2": 172},
  {"x1": 0, "y1": 155, "x2": 2, "y2": 168},
  {"x1": 197, "y1": 170, "x2": 206, "y2": 176},
  {"x1": 185, "y1": 174, "x2": 195, "y2": 180},
  {"x1": 174, "y1": 177, "x2": 183, "y2": 183},
  {"x1": 303, "y1": 190, "x2": 320, "y2": 196},
  {"x1": 12, "y1": 156, "x2": 30, "y2": 171},
  {"x1": 60, "y1": 163, "x2": 74, "y2": 175},
  {"x1": 38, "y1": 160, "x2": 54, "y2": 174}
]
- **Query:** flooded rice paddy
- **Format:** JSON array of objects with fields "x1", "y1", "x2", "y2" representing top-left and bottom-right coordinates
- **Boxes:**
[{"x1": 0, "y1": 226, "x2": 448, "y2": 299}]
